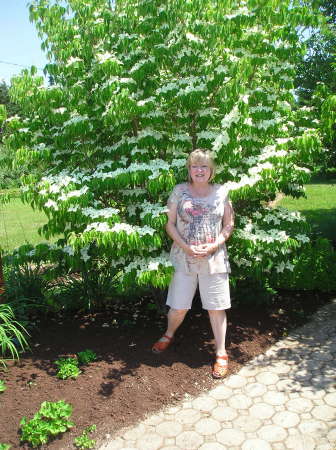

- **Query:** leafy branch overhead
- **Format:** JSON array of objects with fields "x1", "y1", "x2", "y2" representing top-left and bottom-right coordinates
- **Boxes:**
[{"x1": 4, "y1": 0, "x2": 330, "y2": 290}]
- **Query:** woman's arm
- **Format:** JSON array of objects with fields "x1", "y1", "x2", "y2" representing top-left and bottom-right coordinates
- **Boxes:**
[{"x1": 166, "y1": 202, "x2": 207, "y2": 257}]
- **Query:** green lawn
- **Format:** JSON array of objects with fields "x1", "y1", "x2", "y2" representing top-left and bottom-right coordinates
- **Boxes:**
[
  {"x1": 279, "y1": 178, "x2": 336, "y2": 242},
  {"x1": 0, "y1": 197, "x2": 53, "y2": 252}
]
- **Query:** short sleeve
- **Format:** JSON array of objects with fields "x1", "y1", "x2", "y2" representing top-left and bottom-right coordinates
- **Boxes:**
[{"x1": 167, "y1": 185, "x2": 180, "y2": 206}]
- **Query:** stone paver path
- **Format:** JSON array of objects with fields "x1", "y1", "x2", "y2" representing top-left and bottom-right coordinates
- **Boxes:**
[{"x1": 100, "y1": 300, "x2": 336, "y2": 450}]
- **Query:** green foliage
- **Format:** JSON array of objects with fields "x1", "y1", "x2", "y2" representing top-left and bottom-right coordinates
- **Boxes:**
[
  {"x1": 77, "y1": 349, "x2": 97, "y2": 365},
  {"x1": 55, "y1": 357, "x2": 81, "y2": 379},
  {"x1": 295, "y1": 0, "x2": 335, "y2": 101},
  {"x1": 271, "y1": 238, "x2": 336, "y2": 292},
  {"x1": 3, "y1": 263, "x2": 50, "y2": 328},
  {"x1": 0, "y1": 444, "x2": 11, "y2": 450},
  {"x1": 0, "y1": 379, "x2": 7, "y2": 392},
  {"x1": 0, "y1": 303, "x2": 29, "y2": 368},
  {"x1": 74, "y1": 425, "x2": 97, "y2": 449},
  {"x1": 4, "y1": 0, "x2": 330, "y2": 298},
  {"x1": 20, "y1": 400, "x2": 74, "y2": 448}
]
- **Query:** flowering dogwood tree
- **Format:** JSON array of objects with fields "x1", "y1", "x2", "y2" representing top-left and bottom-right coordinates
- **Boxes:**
[{"x1": 5, "y1": 0, "x2": 326, "y2": 293}]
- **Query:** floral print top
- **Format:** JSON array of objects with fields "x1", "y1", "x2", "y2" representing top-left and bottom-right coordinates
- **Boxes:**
[{"x1": 168, "y1": 183, "x2": 231, "y2": 274}]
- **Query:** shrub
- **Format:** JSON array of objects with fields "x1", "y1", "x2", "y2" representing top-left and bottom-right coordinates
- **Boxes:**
[
  {"x1": 6, "y1": 0, "x2": 327, "y2": 300},
  {"x1": 20, "y1": 400, "x2": 74, "y2": 448}
]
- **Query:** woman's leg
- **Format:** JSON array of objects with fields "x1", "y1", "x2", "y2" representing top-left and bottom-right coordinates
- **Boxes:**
[
  {"x1": 164, "y1": 308, "x2": 189, "y2": 339},
  {"x1": 208, "y1": 309, "x2": 228, "y2": 356}
]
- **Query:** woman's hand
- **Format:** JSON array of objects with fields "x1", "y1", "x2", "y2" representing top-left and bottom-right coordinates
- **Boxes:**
[
  {"x1": 198, "y1": 243, "x2": 218, "y2": 256},
  {"x1": 183, "y1": 243, "x2": 218, "y2": 257},
  {"x1": 183, "y1": 244, "x2": 208, "y2": 258}
]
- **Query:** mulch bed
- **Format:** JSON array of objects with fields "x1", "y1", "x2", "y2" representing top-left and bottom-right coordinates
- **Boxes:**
[{"x1": 0, "y1": 290, "x2": 333, "y2": 449}]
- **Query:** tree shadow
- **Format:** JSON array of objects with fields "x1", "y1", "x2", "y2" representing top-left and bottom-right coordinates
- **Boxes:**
[{"x1": 300, "y1": 207, "x2": 336, "y2": 243}]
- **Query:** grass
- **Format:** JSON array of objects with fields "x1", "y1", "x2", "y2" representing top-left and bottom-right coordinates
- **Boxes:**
[
  {"x1": 279, "y1": 176, "x2": 336, "y2": 242},
  {"x1": 0, "y1": 196, "x2": 54, "y2": 252}
]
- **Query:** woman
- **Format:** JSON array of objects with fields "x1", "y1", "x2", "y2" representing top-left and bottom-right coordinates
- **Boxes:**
[{"x1": 152, "y1": 149, "x2": 234, "y2": 379}]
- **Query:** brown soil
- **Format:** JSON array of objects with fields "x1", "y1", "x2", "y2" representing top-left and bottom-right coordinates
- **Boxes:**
[{"x1": 0, "y1": 290, "x2": 333, "y2": 449}]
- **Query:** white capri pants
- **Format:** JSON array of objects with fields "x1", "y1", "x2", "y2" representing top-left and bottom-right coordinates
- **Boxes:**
[{"x1": 166, "y1": 271, "x2": 231, "y2": 311}]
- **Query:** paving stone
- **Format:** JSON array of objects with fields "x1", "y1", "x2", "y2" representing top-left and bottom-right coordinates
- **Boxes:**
[
  {"x1": 272, "y1": 411, "x2": 300, "y2": 428},
  {"x1": 257, "y1": 424, "x2": 287, "y2": 442},
  {"x1": 286, "y1": 397, "x2": 313, "y2": 413},
  {"x1": 224, "y1": 374, "x2": 247, "y2": 388},
  {"x1": 156, "y1": 421, "x2": 183, "y2": 438},
  {"x1": 235, "y1": 415, "x2": 262, "y2": 433},
  {"x1": 238, "y1": 366, "x2": 259, "y2": 377},
  {"x1": 175, "y1": 408, "x2": 201, "y2": 424},
  {"x1": 272, "y1": 444, "x2": 286, "y2": 450},
  {"x1": 195, "y1": 418, "x2": 221, "y2": 436},
  {"x1": 136, "y1": 432, "x2": 163, "y2": 450},
  {"x1": 227, "y1": 393, "x2": 252, "y2": 410},
  {"x1": 199, "y1": 444, "x2": 227, "y2": 450},
  {"x1": 244, "y1": 382, "x2": 267, "y2": 397},
  {"x1": 143, "y1": 415, "x2": 164, "y2": 426},
  {"x1": 175, "y1": 431, "x2": 204, "y2": 449},
  {"x1": 123, "y1": 424, "x2": 147, "y2": 441},
  {"x1": 216, "y1": 428, "x2": 245, "y2": 446},
  {"x1": 268, "y1": 361, "x2": 292, "y2": 374},
  {"x1": 255, "y1": 371, "x2": 279, "y2": 385},
  {"x1": 276, "y1": 379, "x2": 301, "y2": 392},
  {"x1": 312, "y1": 405, "x2": 335, "y2": 421},
  {"x1": 301, "y1": 388, "x2": 326, "y2": 400},
  {"x1": 298, "y1": 419, "x2": 329, "y2": 435},
  {"x1": 164, "y1": 438, "x2": 175, "y2": 446},
  {"x1": 209, "y1": 385, "x2": 233, "y2": 400},
  {"x1": 160, "y1": 447, "x2": 180, "y2": 450},
  {"x1": 250, "y1": 403, "x2": 275, "y2": 419},
  {"x1": 101, "y1": 438, "x2": 125, "y2": 449},
  {"x1": 211, "y1": 406, "x2": 238, "y2": 422},
  {"x1": 166, "y1": 406, "x2": 181, "y2": 415},
  {"x1": 285, "y1": 432, "x2": 316, "y2": 450},
  {"x1": 241, "y1": 438, "x2": 272, "y2": 450},
  {"x1": 263, "y1": 391, "x2": 287, "y2": 405},
  {"x1": 327, "y1": 427, "x2": 336, "y2": 442},
  {"x1": 192, "y1": 396, "x2": 218, "y2": 412}
]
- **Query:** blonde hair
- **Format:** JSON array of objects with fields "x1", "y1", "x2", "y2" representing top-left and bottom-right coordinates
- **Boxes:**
[{"x1": 187, "y1": 149, "x2": 216, "y2": 183}]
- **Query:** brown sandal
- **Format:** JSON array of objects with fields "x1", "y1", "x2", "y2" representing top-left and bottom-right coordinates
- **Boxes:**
[
  {"x1": 152, "y1": 335, "x2": 174, "y2": 354},
  {"x1": 212, "y1": 354, "x2": 229, "y2": 379}
]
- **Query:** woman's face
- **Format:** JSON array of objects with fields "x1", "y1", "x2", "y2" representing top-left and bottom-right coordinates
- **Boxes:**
[{"x1": 189, "y1": 160, "x2": 211, "y2": 184}]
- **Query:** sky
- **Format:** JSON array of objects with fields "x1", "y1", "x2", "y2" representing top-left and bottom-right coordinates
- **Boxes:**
[{"x1": 0, "y1": 1, "x2": 48, "y2": 85}]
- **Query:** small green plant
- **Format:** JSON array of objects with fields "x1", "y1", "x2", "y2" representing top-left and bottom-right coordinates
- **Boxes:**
[
  {"x1": 0, "y1": 380, "x2": 6, "y2": 392},
  {"x1": 0, "y1": 303, "x2": 29, "y2": 367},
  {"x1": 55, "y1": 357, "x2": 81, "y2": 380},
  {"x1": 0, "y1": 443, "x2": 11, "y2": 449},
  {"x1": 20, "y1": 400, "x2": 74, "y2": 448},
  {"x1": 77, "y1": 349, "x2": 97, "y2": 365},
  {"x1": 74, "y1": 425, "x2": 97, "y2": 449}
]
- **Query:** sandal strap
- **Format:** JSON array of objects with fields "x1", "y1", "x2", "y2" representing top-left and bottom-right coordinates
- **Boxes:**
[
  {"x1": 216, "y1": 354, "x2": 228, "y2": 360},
  {"x1": 162, "y1": 335, "x2": 173, "y2": 341}
]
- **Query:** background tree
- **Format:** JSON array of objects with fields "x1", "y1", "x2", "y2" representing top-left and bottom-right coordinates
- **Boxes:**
[
  {"x1": 295, "y1": 0, "x2": 336, "y2": 103},
  {"x1": 4, "y1": 0, "x2": 331, "y2": 305}
]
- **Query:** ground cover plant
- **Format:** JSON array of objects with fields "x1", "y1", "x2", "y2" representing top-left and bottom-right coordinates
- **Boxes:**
[
  {"x1": 74, "y1": 425, "x2": 97, "y2": 449},
  {"x1": 55, "y1": 357, "x2": 81, "y2": 380},
  {"x1": 0, "y1": 379, "x2": 6, "y2": 392},
  {"x1": 20, "y1": 400, "x2": 74, "y2": 448}
]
